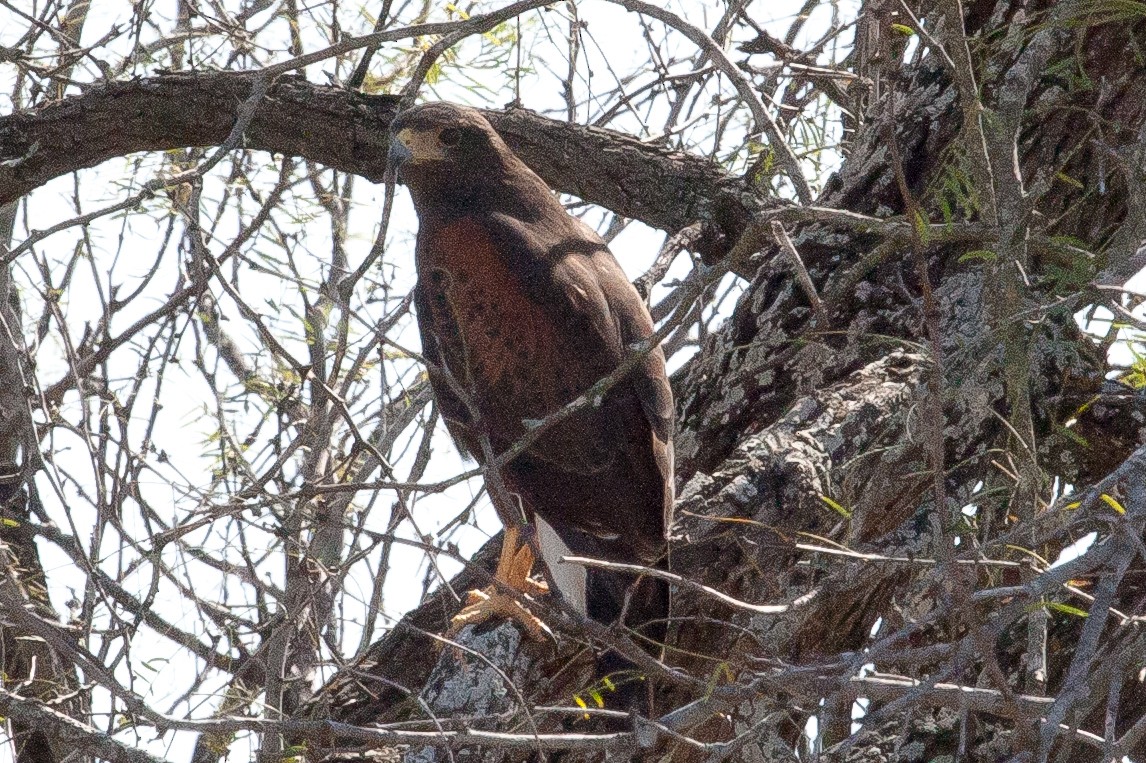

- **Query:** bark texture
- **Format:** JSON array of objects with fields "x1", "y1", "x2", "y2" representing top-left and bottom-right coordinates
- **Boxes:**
[
  {"x1": 0, "y1": 72, "x2": 756, "y2": 267},
  {"x1": 304, "y1": 3, "x2": 1146, "y2": 761}
]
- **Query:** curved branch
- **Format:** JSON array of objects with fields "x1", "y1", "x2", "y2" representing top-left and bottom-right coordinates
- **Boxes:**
[{"x1": 0, "y1": 72, "x2": 757, "y2": 262}]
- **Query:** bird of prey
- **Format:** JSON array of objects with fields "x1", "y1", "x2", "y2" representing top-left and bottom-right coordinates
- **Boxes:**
[{"x1": 388, "y1": 103, "x2": 673, "y2": 663}]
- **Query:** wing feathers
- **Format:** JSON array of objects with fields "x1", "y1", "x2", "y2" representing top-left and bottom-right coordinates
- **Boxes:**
[{"x1": 483, "y1": 211, "x2": 675, "y2": 538}]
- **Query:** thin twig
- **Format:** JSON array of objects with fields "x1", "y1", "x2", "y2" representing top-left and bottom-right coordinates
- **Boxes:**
[
  {"x1": 607, "y1": 0, "x2": 814, "y2": 204},
  {"x1": 563, "y1": 555, "x2": 818, "y2": 614},
  {"x1": 770, "y1": 220, "x2": 828, "y2": 324}
]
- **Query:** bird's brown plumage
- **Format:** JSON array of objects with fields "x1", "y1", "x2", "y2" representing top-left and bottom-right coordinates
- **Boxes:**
[{"x1": 390, "y1": 103, "x2": 673, "y2": 656}]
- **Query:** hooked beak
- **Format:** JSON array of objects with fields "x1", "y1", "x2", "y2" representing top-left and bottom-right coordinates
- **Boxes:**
[{"x1": 388, "y1": 133, "x2": 413, "y2": 172}]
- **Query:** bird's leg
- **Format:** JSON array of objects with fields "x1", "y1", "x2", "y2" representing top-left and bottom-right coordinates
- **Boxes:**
[
  {"x1": 509, "y1": 523, "x2": 551, "y2": 597},
  {"x1": 447, "y1": 525, "x2": 553, "y2": 641}
]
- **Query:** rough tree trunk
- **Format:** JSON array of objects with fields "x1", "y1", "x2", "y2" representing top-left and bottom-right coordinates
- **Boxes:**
[{"x1": 305, "y1": 3, "x2": 1146, "y2": 761}]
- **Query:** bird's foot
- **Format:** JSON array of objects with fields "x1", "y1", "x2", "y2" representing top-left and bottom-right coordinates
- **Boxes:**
[
  {"x1": 447, "y1": 582, "x2": 553, "y2": 642},
  {"x1": 445, "y1": 524, "x2": 553, "y2": 642}
]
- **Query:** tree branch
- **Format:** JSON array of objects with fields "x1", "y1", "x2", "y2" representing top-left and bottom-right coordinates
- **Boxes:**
[{"x1": 0, "y1": 72, "x2": 759, "y2": 264}]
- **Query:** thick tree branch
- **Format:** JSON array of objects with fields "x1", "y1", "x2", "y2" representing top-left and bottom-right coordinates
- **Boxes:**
[
  {"x1": 0, "y1": 687, "x2": 164, "y2": 763},
  {"x1": 0, "y1": 72, "x2": 758, "y2": 263}
]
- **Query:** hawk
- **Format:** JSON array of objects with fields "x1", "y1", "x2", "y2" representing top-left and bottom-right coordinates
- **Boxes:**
[{"x1": 389, "y1": 103, "x2": 673, "y2": 671}]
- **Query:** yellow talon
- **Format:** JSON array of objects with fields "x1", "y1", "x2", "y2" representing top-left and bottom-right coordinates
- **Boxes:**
[{"x1": 445, "y1": 525, "x2": 554, "y2": 642}]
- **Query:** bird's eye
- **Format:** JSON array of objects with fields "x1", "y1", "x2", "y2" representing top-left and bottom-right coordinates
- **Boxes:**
[{"x1": 439, "y1": 128, "x2": 462, "y2": 147}]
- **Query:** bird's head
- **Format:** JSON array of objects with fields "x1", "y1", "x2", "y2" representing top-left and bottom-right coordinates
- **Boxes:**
[
  {"x1": 391, "y1": 102, "x2": 517, "y2": 211},
  {"x1": 388, "y1": 102, "x2": 551, "y2": 218}
]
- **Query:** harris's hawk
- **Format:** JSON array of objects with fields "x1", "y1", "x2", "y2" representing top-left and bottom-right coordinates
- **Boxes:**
[{"x1": 388, "y1": 103, "x2": 673, "y2": 667}]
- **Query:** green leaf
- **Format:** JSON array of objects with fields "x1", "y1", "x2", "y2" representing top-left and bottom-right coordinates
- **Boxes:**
[
  {"x1": 959, "y1": 249, "x2": 998, "y2": 263},
  {"x1": 1049, "y1": 234, "x2": 1090, "y2": 250},
  {"x1": 1100, "y1": 493, "x2": 1127, "y2": 515},
  {"x1": 819, "y1": 495, "x2": 852, "y2": 518},
  {"x1": 1046, "y1": 601, "x2": 1089, "y2": 618},
  {"x1": 1054, "y1": 423, "x2": 1089, "y2": 448},
  {"x1": 1054, "y1": 171, "x2": 1085, "y2": 189},
  {"x1": 938, "y1": 194, "x2": 953, "y2": 228},
  {"x1": 890, "y1": 23, "x2": 915, "y2": 35},
  {"x1": 913, "y1": 210, "x2": 931, "y2": 246},
  {"x1": 140, "y1": 658, "x2": 169, "y2": 672}
]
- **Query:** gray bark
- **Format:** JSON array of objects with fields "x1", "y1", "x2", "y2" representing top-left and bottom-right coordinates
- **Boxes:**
[{"x1": 304, "y1": 3, "x2": 1146, "y2": 761}]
